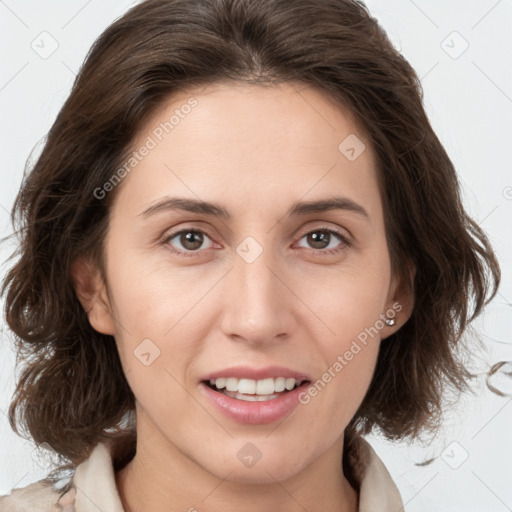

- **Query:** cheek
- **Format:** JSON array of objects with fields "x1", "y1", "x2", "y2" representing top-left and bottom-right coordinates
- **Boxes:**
[
  {"x1": 106, "y1": 242, "x2": 216, "y2": 334},
  {"x1": 103, "y1": 239, "x2": 223, "y2": 406},
  {"x1": 305, "y1": 264, "x2": 390, "y2": 340},
  {"x1": 295, "y1": 262, "x2": 388, "y2": 420},
  {"x1": 114, "y1": 333, "x2": 193, "y2": 425},
  {"x1": 299, "y1": 326, "x2": 381, "y2": 435}
]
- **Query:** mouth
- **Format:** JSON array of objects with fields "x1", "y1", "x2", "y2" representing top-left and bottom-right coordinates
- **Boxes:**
[{"x1": 202, "y1": 377, "x2": 311, "y2": 402}]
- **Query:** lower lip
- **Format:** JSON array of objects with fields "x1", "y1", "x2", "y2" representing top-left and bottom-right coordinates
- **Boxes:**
[{"x1": 199, "y1": 382, "x2": 310, "y2": 425}]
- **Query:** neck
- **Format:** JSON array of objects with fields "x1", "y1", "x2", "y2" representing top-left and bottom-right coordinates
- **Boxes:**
[{"x1": 115, "y1": 424, "x2": 359, "y2": 512}]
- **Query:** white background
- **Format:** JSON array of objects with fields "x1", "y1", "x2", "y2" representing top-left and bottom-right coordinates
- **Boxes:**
[{"x1": 0, "y1": 1, "x2": 511, "y2": 510}]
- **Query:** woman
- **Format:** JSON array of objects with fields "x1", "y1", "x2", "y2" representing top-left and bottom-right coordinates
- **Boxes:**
[{"x1": 0, "y1": 0, "x2": 501, "y2": 510}]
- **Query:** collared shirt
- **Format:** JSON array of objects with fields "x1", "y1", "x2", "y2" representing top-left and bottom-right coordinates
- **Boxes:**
[{"x1": 0, "y1": 436, "x2": 403, "y2": 511}]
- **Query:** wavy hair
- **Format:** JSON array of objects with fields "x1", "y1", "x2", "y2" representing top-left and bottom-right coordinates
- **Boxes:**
[{"x1": 1, "y1": 0, "x2": 501, "y2": 490}]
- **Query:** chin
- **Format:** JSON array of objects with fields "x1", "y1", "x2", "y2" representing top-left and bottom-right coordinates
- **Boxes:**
[{"x1": 202, "y1": 452, "x2": 307, "y2": 485}]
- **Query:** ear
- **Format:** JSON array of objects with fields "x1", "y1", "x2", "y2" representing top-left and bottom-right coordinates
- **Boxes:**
[
  {"x1": 382, "y1": 260, "x2": 415, "y2": 339},
  {"x1": 70, "y1": 256, "x2": 116, "y2": 335}
]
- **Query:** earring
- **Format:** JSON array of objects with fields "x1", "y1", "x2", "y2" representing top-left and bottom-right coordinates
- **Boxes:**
[{"x1": 385, "y1": 317, "x2": 396, "y2": 326}]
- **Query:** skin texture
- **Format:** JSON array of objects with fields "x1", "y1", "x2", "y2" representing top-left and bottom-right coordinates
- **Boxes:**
[{"x1": 72, "y1": 81, "x2": 414, "y2": 512}]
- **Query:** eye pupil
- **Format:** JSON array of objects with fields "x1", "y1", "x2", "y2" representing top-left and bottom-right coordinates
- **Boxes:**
[
  {"x1": 308, "y1": 231, "x2": 330, "y2": 249},
  {"x1": 181, "y1": 231, "x2": 203, "y2": 250}
]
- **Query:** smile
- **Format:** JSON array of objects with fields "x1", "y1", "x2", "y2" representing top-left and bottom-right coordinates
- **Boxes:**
[{"x1": 199, "y1": 378, "x2": 311, "y2": 424}]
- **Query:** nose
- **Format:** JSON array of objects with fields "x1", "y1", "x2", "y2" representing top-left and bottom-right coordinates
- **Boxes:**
[{"x1": 219, "y1": 243, "x2": 295, "y2": 346}]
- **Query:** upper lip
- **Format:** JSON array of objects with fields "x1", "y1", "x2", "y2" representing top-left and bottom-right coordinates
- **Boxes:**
[{"x1": 200, "y1": 365, "x2": 313, "y2": 383}]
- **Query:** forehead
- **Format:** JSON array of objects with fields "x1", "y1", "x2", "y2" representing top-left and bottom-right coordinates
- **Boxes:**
[{"x1": 112, "y1": 81, "x2": 382, "y2": 225}]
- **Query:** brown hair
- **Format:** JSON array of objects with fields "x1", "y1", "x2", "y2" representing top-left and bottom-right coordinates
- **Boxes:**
[{"x1": 1, "y1": 0, "x2": 500, "y2": 489}]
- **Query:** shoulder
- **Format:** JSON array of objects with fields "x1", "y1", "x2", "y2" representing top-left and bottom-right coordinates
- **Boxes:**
[
  {"x1": 0, "y1": 439, "x2": 118, "y2": 512},
  {"x1": 0, "y1": 478, "x2": 74, "y2": 511}
]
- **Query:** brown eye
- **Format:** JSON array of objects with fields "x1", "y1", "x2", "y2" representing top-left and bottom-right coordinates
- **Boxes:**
[
  {"x1": 164, "y1": 229, "x2": 213, "y2": 255},
  {"x1": 180, "y1": 231, "x2": 203, "y2": 250},
  {"x1": 306, "y1": 230, "x2": 332, "y2": 249},
  {"x1": 296, "y1": 228, "x2": 350, "y2": 254}
]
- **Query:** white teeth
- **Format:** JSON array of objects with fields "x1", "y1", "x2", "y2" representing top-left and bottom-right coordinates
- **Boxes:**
[
  {"x1": 226, "y1": 377, "x2": 238, "y2": 392},
  {"x1": 213, "y1": 377, "x2": 226, "y2": 389},
  {"x1": 238, "y1": 378, "x2": 256, "y2": 394},
  {"x1": 256, "y1": 378, "x2": 274, "y2": 395},
  {"x1": 223, "y1": 390, "x2": 281, "y2": 401},
  {"x1": 285, "y1": 378, "x2": 296, "y2": 391},
  {"x1": 210, "y1": 377, "x2": 305, "y2": 395},
  {"x1": 274, "y1": 377, "x2": 286, "y2": 392}
]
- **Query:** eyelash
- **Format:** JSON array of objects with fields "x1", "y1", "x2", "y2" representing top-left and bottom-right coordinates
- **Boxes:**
[{"x1": 162, "y1": 226, "x2": 351, "y2": 258}]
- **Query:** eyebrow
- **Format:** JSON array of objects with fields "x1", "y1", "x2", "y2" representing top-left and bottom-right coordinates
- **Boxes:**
[{"x1": 138, "y1": 195, "x2": 370, "y2": 220}]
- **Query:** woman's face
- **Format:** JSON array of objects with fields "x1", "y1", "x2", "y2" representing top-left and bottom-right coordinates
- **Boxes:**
[{"x1": 74, "y1": 82, "x2": 411, "y2": 484}]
